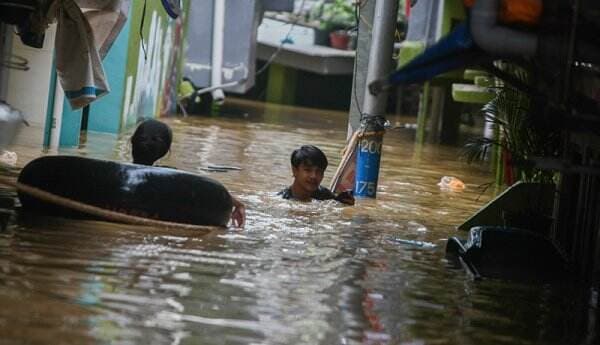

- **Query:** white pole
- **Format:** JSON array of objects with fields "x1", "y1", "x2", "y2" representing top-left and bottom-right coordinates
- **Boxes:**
[
  {"x1": 49, "y1": 81, "x2": 64, "y2": 149},
  {"x1": 211, "y1": 0, "x2": 225, "y2": 104},
  {"x1": 435, "y1": 0, "x2": 446, "y2": 40}
]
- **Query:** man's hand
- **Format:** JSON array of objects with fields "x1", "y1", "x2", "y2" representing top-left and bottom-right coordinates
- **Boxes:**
[
  {"x1": 335, "y1": 190, "x2": 355, "y2": 205},
  {"x1": 230, "y1": 196, "x2": 246, "y2": 228}
]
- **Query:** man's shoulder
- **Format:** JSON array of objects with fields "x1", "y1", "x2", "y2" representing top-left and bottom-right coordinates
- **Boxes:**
[
  {"x1": 278, "y1": 186, "x2": 335, "y2": 201},
  {"x1": 278, "y1": 186, "x2": 293, "y2": 199}
]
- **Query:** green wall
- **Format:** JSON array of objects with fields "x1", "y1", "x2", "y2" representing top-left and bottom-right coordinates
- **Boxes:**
[{"x1": 122, "y1": 0, "x2": 190, "y2": 128}]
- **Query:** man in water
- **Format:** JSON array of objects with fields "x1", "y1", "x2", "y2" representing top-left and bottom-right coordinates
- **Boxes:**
[
  {"x1": 131, "y1": 119, "x2": 246, "y2": 227},
  {"x1": 279, "y1": 145, "x2": 354, "y2": 205}
]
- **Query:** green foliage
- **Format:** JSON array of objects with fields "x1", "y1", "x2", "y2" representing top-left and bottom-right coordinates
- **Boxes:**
[
  {"x1": 309, "y1": 0, "x2": 355, "y2": 32},
  {"x1": 396, "y1": 0, "x2": 407, "y2": 25},
  {"x1": 462, "y1": 64, "x2": 561, "y2": 184}
]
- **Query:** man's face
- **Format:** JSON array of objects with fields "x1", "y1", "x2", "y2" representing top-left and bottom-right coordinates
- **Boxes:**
[{"x1": 292, "y1": 162, "x2": 324, "y2": 193}]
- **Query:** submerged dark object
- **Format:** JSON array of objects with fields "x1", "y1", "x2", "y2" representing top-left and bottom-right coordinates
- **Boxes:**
[
  {"x1": 0, "y1": 1, "x2": 46, "y2": 48},
  {"x1": 17, "y1": 156, "x2": 233, "y2": 227},
  {"x1": 446, "y1": 226, "x2": 569, "y2": 282}
]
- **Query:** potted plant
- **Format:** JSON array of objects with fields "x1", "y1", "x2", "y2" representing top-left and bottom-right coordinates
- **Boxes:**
[
  {"x1": 462, "y1": 64, "x2": 561, "y2": 186},
  {"x1": 308, "y1": 0, "x2": 355, "y2": 47}
]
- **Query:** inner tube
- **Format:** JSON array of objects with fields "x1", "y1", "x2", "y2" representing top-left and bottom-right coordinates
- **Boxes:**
[{"x1": 17, "y1": 156, "x2": 233, "y2": 227}]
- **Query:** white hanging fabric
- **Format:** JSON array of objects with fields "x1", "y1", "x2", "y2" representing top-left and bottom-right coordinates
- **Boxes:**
[
  {"x1": 75, "y1": 0, "x2": 130, "y2": 58},
  {"x1": 50, "y1": 0, "x2": 129, "y2": 109}
]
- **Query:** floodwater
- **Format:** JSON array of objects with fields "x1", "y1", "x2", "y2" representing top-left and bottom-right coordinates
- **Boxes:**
[{"x1": 0, "y1": 100, "x2": 595, "y2": 345}]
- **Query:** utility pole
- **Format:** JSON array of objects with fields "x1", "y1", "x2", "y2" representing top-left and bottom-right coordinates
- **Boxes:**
[
  {"x1": 350, "y1": 0, "x2": 398, "y2": 198},
  {"x1": 348, "y1": 0, "x2": 398, "y2": 135}
]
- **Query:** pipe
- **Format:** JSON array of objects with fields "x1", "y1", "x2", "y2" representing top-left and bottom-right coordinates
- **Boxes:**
[
  {"x1": 196, "y1": 78, "x2": 247, "y2": 96},
  {"x1": 362, "y1": 0, "x2": 398, "y2": 115},
  {"x1": 49, "y1": 79, "x2": 64, "y2": 149},
  {"x1": 211, "y1": 0, "x2": 225, "y2": 105},
  {"x1": 470, "y1": 0, "x2": 537, "y2": 58},
  {"x1": 435, "y1": 0, "x2": 446, "y2": 41}
]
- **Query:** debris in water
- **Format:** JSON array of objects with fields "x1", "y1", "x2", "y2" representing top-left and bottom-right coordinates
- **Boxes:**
[
  {"x1": 389, "y1": 238, "x2": 436, "y2": 248},
  {"x1": 200, "y1": 165, "x2": 242, "y2": 173},
  {"x1": 437, "y1": 176, "x2": 465, "y2": 191},
  {"x1": 0, "y1": 151, "x2": 17, "y2": 166},
  {"x1": 0, "y1": 102, "x2": 27, "y2": 148}
]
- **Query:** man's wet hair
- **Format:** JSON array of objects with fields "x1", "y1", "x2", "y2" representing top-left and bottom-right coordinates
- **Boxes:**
[
  {"x1": 291, "y1": 145, "x2": 328, "y2": 171},
  {"x1": 131, "y1": 119, "x2": 172, "y2": 165}
]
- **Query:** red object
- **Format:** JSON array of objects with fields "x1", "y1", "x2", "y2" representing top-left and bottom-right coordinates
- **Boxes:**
[
  {"x1": 329, "y1": 31, "x2": 350, "y2": 50},
  {"x1": 406, "y1": 1, "x2": 410, "y2": 18},
  {"x1": 463, "y1": 0, "x2": 542, "y2": 26},
  {"x1": 503, "y1": 149, "x2": 515, "y2": 186}
]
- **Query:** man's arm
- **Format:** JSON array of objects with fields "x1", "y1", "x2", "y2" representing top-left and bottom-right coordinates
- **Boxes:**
[
  {"x1": 334, "y1": 190, "x2": 355, "y2": 205},
  {"x1": 315, "y1": 186, "x2": 355, "y2": 205}
]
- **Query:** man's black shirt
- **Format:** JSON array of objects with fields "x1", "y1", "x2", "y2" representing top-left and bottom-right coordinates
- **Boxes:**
[{"x1": 278, "y1": 186, "x2": 336, "y2": 201}]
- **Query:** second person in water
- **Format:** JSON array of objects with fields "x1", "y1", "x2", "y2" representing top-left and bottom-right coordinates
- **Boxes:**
[{"x1": 131, "y1": 119, "x2": 246, "y2": 228}]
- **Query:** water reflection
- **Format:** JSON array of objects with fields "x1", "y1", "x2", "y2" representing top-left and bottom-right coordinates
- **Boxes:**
[{"x1": 0, "y1": 100, "x2": 596, "y2": 344}]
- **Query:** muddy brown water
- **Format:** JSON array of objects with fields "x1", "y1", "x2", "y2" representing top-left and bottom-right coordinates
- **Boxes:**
[{"x1": 0, "y1": 100, "x2": 594, "y2": 344}]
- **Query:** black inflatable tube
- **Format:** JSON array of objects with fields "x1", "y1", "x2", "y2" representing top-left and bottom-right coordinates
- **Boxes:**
[{"x1": 17, "y1": 156, "x2": 233, "y2": 227}]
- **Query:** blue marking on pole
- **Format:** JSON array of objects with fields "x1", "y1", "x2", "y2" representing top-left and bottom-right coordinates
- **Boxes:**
[{"x1": 355, "y1": 116, "x2": 385, "y2": 198}]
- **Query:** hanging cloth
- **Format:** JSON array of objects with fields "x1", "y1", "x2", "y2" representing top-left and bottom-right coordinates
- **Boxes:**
[
  {"x1": 75, "y1": 0, "x2": 130, "y2": 59},
  {"x1": 51, "y1": 0, "x2": 130, "y2": 109},
  {"x1": 53, "y1": 0, "x2": 109, "y2": 109}
]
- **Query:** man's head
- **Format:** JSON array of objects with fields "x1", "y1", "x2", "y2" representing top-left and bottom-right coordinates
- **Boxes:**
[
  {"x1": 290, "y1": 145, "x2": 328, "y2": 195},
  {"x1": 131, "y1": 119, "x2": 172, "y2": 165}
]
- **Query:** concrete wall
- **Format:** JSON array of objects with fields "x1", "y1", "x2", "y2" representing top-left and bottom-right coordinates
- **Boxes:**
[
  {"x1": 4, "y1": 25, "x2": 55, "y2": 127},
  {"x1": 4, "y1": 24, "x2": 57, "y2": 148},
  {"x1": 185, "y1": 0, "x2": 260, "y2": 94}
]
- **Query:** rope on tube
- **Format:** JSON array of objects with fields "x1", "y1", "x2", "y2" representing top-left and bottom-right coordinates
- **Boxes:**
[{"x1": 0, "y1": 175, "x2": 221, "y2": 233}]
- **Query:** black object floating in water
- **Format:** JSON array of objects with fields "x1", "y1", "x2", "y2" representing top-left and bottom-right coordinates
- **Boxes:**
[{"x1": 446, "y1": 226, "x2": 569, "y2": 282}]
